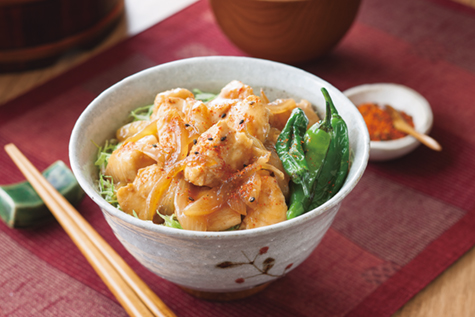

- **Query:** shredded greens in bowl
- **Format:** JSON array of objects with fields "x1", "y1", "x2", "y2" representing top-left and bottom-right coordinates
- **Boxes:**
[
  {"x1": 94, "y1": 139, "x2": 121, "y2": 210},
  {"x1": 129, "y1": 104, "x2": 154, "y2": 122},
  {"x1": 192, "y1": 89, "x2": 217, "y2": 103}
]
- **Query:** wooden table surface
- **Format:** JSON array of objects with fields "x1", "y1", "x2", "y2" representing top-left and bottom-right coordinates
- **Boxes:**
[{"x1": 1, "y1": 1, "x2": 474, "y2": 316}]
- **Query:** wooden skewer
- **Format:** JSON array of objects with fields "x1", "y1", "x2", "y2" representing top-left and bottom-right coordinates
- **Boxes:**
[
  {"x1": 385, "y1": 105, "x2": 442, "y2": 151},
  {"x1": 4, "y1": 143, "x2": 176, "y2": 317}
]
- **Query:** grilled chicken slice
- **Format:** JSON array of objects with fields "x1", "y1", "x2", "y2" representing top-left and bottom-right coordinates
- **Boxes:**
[
  {"x1": 205, "y1": 97, "x2": 238, "y2": 124},
  {"x1": 240, "y1": 173, "x2": 287, "y2": 229},
  {"x1": 218, "y1": 80, "x2": 254, "y2": 100},
  {"x1": 184, "y1": 120, "x2": 253, "y2": 187},
  {"x1": 182, "y1": 98, "x2": 214, "y2": 135},
  {"x1": 105, "y1": 135, "x2": 157, "y2": 185},
  {"x1": 226, "y1": 95, "x2": 270, "y2": 143},
  {"x1": 117, "y1": 164, "x2": 163, "y2": 219},
  {"x1": 151, "y1": 88, "x2": 194, "y2": 119}
]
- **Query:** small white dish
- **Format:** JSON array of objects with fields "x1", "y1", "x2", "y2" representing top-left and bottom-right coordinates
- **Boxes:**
[{"x1": 344, "y1": 83, "x2": 433, "y2": 161}]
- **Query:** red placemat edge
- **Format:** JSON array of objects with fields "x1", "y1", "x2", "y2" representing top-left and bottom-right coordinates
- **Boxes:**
[{"x1": 346, "y1": 207, "x2": 475, "y2": 316}]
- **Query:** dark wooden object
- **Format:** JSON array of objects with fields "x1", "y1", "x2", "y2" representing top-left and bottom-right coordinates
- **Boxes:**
[
  {"x1": 209, "y1": 0, "x2": 361, "y2": 64},
  {"x1": 0, "y1": 0, "x2": 124, "y2": 72}
]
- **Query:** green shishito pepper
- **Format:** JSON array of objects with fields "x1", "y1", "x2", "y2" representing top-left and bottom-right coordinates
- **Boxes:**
[
  {"x1": 309, "y1": 88, "x2": 350, "y2": 210},
  {"x1": 276, "y1": 87, "x2": 350, "y2": 219},
  {"x1": 275, "y1": 108, "x2": 312, "y2": 195},
  {"x1": 285, "y1": 101, "x2": 333, "y2": 219}
]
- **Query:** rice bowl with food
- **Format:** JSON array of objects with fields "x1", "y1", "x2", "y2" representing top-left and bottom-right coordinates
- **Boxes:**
[{"x1": 69, "y1": 56, "x2": 369, "y2": 297}]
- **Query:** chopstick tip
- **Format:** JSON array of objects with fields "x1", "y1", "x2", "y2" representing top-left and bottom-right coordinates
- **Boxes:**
[{"x1": 4, "y1": 143, "x2": 17, "y2": 154}]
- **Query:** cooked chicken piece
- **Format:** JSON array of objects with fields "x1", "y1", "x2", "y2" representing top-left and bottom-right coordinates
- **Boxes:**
[
  {"x1": 240, "y1": 173, "x2": 287, "y2": 229},
  {"x1": 174, "y1": 176, "x2": 209, "y2": 231},
  {"x1": 218, "y1": 80, "x2": 254, "y2": 100},
  {"x1": 226, "y1": 95, "x2": 270, "y2": 143},
  {"x1": 184, "y1": 120, "x2": 253, "y2": 187},
  {"x1": 235, "y1": 172, "x2": 261, "y2": 211},
  {"x1": 150, "y1": 87, "x2": 193, "y2": 121},
  {"x1": 117, "y1": 164, "x2": 163, "y2": 219},
  {"x1": 182, "y1": 98, "x2": 214, "y2": 135},
  {"x1": 151, "y1": 96, "x2": 187, "y2": 121},
  {"x1": 154, "y1": 88, "x2": 193, "y2": 108},
  {"x1": 177, "y1": 203, "x2": 242, "y2": 232},
  {"x1": 205, "y1": 97, "x2": 238, "y2": 124},
  {"x1": 105, "y1": 135, "x2": 157, "y2": 185},
  {"x1": 116, "y1": 120, "x2": 150, "y2": 142},
  {"x1": 204, "y1": 80, "x2": 253, "y2": 124},
  {"x1": 174, "y1": 180, "x2": 242, "y2": 231},
  {"x1": 176, "y1": 212, "x2": 208, "y2": 232},
  {"x1": 207, "y1": 205, "x2": 242, "y2": 231},
  {"x1": 157, "y1": 87, "x2": 194, "y2": 101}
]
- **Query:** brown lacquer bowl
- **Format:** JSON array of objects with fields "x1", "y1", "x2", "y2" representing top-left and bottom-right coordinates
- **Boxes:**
[
  {"x1": 0, "y1": 0, "x2": 124, "y2": 72},
  {"x1": 209, "y1": 0, "x2": 361, "y2": 63}
]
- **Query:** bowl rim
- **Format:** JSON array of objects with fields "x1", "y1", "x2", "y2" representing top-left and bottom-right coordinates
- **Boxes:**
[
  {"x1": 343, "y1": 82, "x2": 433, "y2": 151},
  {"x1": 69, "y1": 56, "x2": 370, "y2": 239}
]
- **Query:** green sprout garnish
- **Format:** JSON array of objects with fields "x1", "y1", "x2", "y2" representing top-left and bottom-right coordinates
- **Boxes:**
[
  {"x1": 97, "y1": 173, "x2": 120, "y2": 208},
  {"x1": 94, "y1": 139, "x2": 121, "y2": 173},
  {"x1": 225, "y1": 224, "x2": 240, "y2": 231},
  {"x1": 94, "y1": 139, "x2": 122, "y2": 207},
  {"x1": 129, "y1": 104, "x2": 154, "y2": 122},
  {"x1": 192, "y1": 89, "x2": 217, "y2": 103},
  {"x1": 157, "y1": 211, "x2": 183, "y2": 229}
]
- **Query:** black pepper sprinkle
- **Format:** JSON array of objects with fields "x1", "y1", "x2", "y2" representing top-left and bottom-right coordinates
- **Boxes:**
[
  {"x1": 193, "y1": 139, "x2": 197, "y2": 145},
  {"x1": 185, "y1": 123, "x2": 190, "y2": 127},
  {"x1": 243, "y1": 164, "x2": 247, "y2": 167},
  {"x1": 249, "y1": 197, "x2": 256, "y2": 203},
  {"x1": 194, "y1": 151, "x2": 199, "y2": 155},
  {"x1": 188, "y1": 197, "x2": 194, "y2": 201},
  {"x1": 239, "y1": 119, "x2": 245, "y2": 125},
  {"x1": 221, "y1": 113, "x2": 226, "y2": 118},
  {"x1": 208, "y1": 137, "x2": 213, "y2": 141},
  {"x1": 152, "y1": 144, "x2": 157, "y2": 148},
  {"x1": 220, "y1": 136, "x2": 227, "y2": 141},
  {"x1": 249, "y1": 101, "x2": 255, "y2": 105}
]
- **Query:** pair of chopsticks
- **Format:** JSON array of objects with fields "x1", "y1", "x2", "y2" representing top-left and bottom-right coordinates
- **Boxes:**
[{"x1": 4, "y1": 144, "x2": 176, "y2": 317}]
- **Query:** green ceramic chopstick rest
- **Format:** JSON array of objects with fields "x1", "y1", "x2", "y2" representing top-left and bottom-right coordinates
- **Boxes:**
[{"x1": 0, "y1": 160, "x2": 84, "y2": 228}]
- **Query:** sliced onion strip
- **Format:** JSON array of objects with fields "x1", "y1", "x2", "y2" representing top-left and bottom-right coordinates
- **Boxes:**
[
  {"x1": 122, "y1": 119, "x2": 158, "y2": 145},
  {"x1": 174, "y1": 174, "x2": 208, "y2": 231},
  {"x1": 145, "y1": 158, "x2": 188, "y2": 219},
  {"x1": 265, "y1": 99, "x2": 296, "y2": 114}
]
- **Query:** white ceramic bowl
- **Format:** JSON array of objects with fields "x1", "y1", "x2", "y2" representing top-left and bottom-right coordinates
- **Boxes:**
[
  {"x1": 344, "y1": 83, "x2": 433, "y2": 161},
  {"x1": 69, "y1": 56, "x2": 370, "y2": 297}
]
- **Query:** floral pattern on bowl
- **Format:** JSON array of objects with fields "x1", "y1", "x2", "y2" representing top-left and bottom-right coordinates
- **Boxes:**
[{"x1": 216, "y1": 246, "x2": 293, "y2": 284}]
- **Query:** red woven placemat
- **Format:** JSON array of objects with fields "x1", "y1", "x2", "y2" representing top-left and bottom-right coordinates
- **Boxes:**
[{"x1": 2, "y1": 0, "x2": 475, "y2": 316}]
